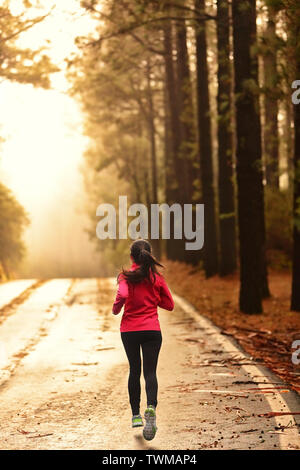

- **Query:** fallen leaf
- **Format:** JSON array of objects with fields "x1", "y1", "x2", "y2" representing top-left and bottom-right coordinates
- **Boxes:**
[
  {"x1": 71, "y1": 362, "x2": 98, "y2": 366},
  {"x1": 258, "y1": 412, "x2": 300, "y2": 418}
]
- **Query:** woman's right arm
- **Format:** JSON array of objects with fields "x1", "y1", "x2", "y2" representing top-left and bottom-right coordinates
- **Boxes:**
[{"x1": 158, "y1": 276, "x2": 175, "y2": 311}]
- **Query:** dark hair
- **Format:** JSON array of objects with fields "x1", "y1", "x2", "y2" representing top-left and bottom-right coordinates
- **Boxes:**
[{"x1": 119, "y1": 239, "x2": 163, "y2": 284}]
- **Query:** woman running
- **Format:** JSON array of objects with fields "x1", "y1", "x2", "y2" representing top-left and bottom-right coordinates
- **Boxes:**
[{"x1": 112, "y1": 239, "x2": 174, "y2": 441}]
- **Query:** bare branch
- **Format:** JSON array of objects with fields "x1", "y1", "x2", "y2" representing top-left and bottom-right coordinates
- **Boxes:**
[
  {"x1": 0, "y1": 7, "x2": 55, "y2": 44},
  {"x1": 83, "y1": 13, "x2": 214, "y2": 49}
]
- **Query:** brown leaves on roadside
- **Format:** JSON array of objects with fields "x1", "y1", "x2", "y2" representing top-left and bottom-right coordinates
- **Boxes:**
[
  {"x1": 17, "y1": 429, "x2": 53, "y2": 438},
  {"x1": 164, "y1": 261, "x2": 300, "y2": 393}
]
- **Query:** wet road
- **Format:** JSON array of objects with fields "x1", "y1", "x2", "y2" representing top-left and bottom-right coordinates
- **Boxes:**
[{"x1": 0, "y1": 278, "x2": 299, "y2": 450}]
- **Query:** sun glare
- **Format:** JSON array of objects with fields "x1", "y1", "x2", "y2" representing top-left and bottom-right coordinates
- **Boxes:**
[
  {"x1": 0, "y1": 1, "x2": 97, "y2": 209},
  {"x1": 0, "y1": 1, "x2": 101, "y2": 277}
]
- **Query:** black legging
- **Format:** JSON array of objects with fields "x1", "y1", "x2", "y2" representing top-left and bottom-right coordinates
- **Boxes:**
[{"x1": 121, "y1": 330, "x2": 162, "y2": 416}]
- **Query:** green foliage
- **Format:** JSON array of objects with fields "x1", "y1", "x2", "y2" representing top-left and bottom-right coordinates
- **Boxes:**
[
  {"x1": 0, "y1": 183, "x2": 30, "y2": 278},
  {"x1": 219, "y1": 212, "x2": 235, "y2": 220},
  {"x1": 265, "y1": 186, "x2": 293, "y2": 268},
  {"x1": 237, "y1": 1, "x2": 252, "y2": 13},
  {"x1": 242, "y1": 78, "x2": 260, "y2": 96},
  {"x1": 0, "y1": 1, "x2": 59, "y2": 88},
  {"x1": 265, "y1": 0, "x2": 284, "y2": 11}
]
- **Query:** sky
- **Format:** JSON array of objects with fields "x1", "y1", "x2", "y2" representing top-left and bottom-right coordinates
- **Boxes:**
[{"x1": 0, "y1": 0, "x2": 103, "y2": 278}]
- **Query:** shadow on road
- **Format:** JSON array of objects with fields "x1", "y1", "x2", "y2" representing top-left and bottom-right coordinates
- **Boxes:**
[{"x1": 134, "y1": 434, "x2": 157, "y2": 450}]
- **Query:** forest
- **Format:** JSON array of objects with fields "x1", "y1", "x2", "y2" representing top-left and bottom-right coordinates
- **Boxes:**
[
  {"x1": 0, "y1": 1, "x2": 299, "y2": 313},
  {"x1": 65, "y1": 0, "x2": 300, "y2": 315}
]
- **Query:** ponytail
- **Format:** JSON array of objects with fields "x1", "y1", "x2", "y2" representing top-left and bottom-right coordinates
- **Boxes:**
[{"x1": 119, "y1": 239, "x2": 163, "y2": 284}]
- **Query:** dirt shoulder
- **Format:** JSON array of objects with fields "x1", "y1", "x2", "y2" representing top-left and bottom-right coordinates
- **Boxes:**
[{"x1": 164, "y1": 261, "x2": 300, "y2": 394}]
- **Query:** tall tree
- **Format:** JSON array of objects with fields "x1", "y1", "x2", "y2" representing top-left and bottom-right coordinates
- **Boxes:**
[
  {"x1": 163, "y1": 18, "x2": 186, "y2": 261},
  {"x1": 262, "y1": 3, "x2": 280, "y2": 187},
  {"x1": 175, "y1": 12, "x2": 202, "y2": 265},
  {"x1": 232, "y1": 0, "x2": 267, "y2": 313},
  {"x1": 291, "y1": 83, "x2": 300, "y2": 311},
  {"x1": 216, "y1": 0, "x2": 237, "y2": 276},
  {"x1": 145, "y1": 55, "x2": 160, "y2": 258},
  {"x1": 175, "y1": 16, "x2": 195, "y2": 204},
  {"x1": 287, "y1": 0, "x2": 300, "y2": 311},
  {"x1": 195, "y1": 0, "x2": 218, "y2": 277}
]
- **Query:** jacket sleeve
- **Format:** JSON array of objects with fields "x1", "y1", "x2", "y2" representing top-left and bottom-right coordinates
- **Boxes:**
[
  {"x1": 158, "y1": 276, "x2": 175, "y2": 311},
  {"x1": 112, "y1": 277, "x2": 129, "y2": 315}
]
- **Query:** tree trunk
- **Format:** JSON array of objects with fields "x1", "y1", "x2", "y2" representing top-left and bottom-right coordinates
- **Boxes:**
[
  {"x1": 285, "y1": 96, "x2": 294, "y2": 188},
  {"x1": 216, "y1": 0, "x2": 237, "y2": 276},
  {"x1": 145, "y1": 56, "x2": 160, "y2": 258},
  {"x1": 194, "y1": 0, "x2": 218, "y2": 277},
  {"x1": 263, "y1": 6, "x2": 279, "y2": 188},
  {"x1": 290, "y1": 4, "x2": 300, "y2": 311},
  {"x1": 175, "y1": 17, "x2": 195, "y2": 203},
  {"x1": 282, "y1": 24, "x2": 295, "y2": 189},
  {"x1": 175, "y1": 14, "x2": 202, "y2": 265},
  {"x1": 163, "y1": 80, "x2": 173, "y2": 260},
  {"x1": 291, "y1": 98, "x2": 300, "y2": 311},
  {"x1": 232, "y1": 0, "x2": 266, "y2": 313},
  {"x1": 163, "y1": 19, "x2": 186, "y2": 262}
]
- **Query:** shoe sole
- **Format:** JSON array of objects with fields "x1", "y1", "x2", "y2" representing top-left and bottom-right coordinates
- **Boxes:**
[{"x1": 143, "y1": 408, "x2": 157, "y2": 441}]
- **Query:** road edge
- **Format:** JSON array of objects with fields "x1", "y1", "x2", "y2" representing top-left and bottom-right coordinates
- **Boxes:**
[{"x1": 173, "y1": 292, "x2": 300, "y2": 450}]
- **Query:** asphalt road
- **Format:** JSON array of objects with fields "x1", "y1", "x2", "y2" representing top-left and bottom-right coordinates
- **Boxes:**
[{"x1": 0, "y1": 278, "x2": 299, "y2": 450}]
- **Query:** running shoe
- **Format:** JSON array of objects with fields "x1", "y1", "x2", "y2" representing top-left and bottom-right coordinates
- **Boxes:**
[
  {"x1": 132, "y1": 414, "x2": 143, "y2": 428},
  {"x1": 143, "y1": 405, "x2": 157, "y2": 440}
]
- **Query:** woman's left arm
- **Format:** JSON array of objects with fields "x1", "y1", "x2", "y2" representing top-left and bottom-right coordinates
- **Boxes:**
[{"x1": 112, "y1": 278, "x2": 129, "y2": 315}]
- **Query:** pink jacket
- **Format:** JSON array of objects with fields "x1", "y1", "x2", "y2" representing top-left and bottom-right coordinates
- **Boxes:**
[{"x1": 112, "y1": 262, "x2": 174, "y2": 332}]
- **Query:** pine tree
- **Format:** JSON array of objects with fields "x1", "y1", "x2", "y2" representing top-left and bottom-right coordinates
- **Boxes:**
[{"x1": 232, "y1": 0, "x2": 266, "y2": 313}]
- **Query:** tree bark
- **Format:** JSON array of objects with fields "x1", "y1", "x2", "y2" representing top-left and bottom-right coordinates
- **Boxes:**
[
  {"x1": 232, "y1": 0, "x2": 266, "y2": 313},
  {"x1": 194, "y1": 0, "x2": 218, "y2": 277},
  {"x1": 216, "y1": 0, "x2": 237, "y2": 276},
  {"x1": 291, "y1": 97, "x2": 300, "y2": 311},
  {"x1": 145, "y1": 56, "x2": 160, "y2": 258},
  {"x1": 163, "y1": 19, "x2": 186, "y2": 261},
  {"x1": 163, "y1": 80, "x2": 173, "y2": 260},
  {"x1": 262, "y1": 6, "x2": 279, "y2": 188},
  {"x1": 290, "y1": 3, "x2": 300, "y2": 311},
  {"x1": 175, "y1": 13, "x2": 202, "y2": 265},
  {"x1": 175, "y1": 17, "x2": 195, "y2": 203}
]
